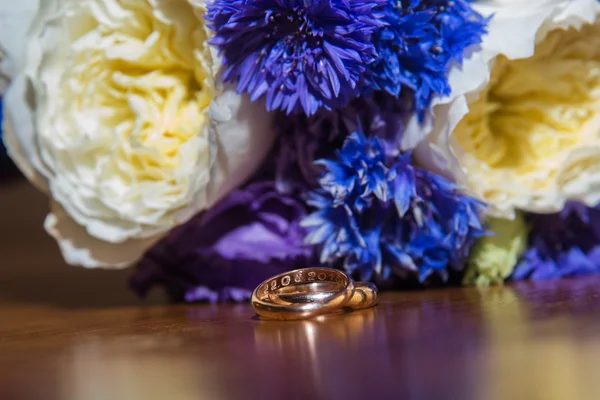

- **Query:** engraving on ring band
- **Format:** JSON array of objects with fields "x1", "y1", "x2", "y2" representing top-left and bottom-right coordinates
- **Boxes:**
[{"x1": 258, "y1": 268, "x2": 345, "y2": 300}]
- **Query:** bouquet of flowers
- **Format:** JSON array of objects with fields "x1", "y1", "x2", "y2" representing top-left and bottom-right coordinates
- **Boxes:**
[{"x1": 2, "y1": 0, "x2": 600, "y2": 302}]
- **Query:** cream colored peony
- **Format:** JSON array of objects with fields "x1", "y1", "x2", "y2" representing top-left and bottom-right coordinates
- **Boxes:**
[
  {"x1": 0, "y1": 0, "x2": 276, "y2": 267},
  {"x1": 411, "y1": 0, "x2": 600, "y2": 218}
]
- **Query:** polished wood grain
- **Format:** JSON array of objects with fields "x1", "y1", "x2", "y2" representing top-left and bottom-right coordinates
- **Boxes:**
[{"x1": 2, "y1": 181, "x2": 600, "y2": 400}]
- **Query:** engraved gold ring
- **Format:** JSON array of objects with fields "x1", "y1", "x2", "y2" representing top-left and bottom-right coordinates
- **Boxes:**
[{"x1": 251, "y1": 268, "x2": 378, "y2": 320}]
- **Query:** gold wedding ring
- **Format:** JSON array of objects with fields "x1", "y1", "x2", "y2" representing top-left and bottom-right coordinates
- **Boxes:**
[{"x1": 251, "y1": 268, "x2": 378, "y2": 320}]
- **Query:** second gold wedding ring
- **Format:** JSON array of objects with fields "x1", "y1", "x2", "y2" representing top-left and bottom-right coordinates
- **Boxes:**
[
  {"x1": 251, "y1": 268, "x2": 377, "y2": 320},
  {"x1": 275, "y1": 281, "x2": 378, "y2": 311}
]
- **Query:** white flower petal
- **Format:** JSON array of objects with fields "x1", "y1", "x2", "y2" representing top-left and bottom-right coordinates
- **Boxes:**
[
  {"x1": 44, "y1": 201, "x2": 157, "y2": 269},
  {"x1": 2, "y1": 74, "x2": 49, "y2": 192},
  {"x1": 205, "y1": 86, "x2": 276, "y2": 206},
  {"x1": 0, "y1": 0, "x2": 39, "y2": 81},
  {"x1": 2, "y1": 0, "x2": 275, "y2": 267}
]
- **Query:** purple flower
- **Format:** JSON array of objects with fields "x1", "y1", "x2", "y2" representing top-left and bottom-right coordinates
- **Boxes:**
[
  {"x1": 206, "y1": 0, "x2": 385, "y2": 115},
  {"x1": 512, "y1": 203, "x2": 600, "y2": 281},
  {"x1": 130, "y1": 182, "x2": 314, "y2": 303}
]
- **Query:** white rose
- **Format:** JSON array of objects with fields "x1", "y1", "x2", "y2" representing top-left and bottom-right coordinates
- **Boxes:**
[
  {"x1": 0, "y1": 2, "x2": 39, "y2": 86},
  {"x1": 1, "y1": 0, "x2": 276, "y2": 268},
  {"x1": 411, "y1": 0, "x2": 600, "y2": 218}
]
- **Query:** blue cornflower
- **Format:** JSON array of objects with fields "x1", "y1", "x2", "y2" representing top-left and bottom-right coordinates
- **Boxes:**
[
  {"x1": 370, "y1": 0, "x2": 487, "y2": 117},
  {"x1": 304, "y1": 190, "x2": 366, "y2": 266},
  {"x1": 273, "y1": 91, "x2": 410, "y2": 195},
  {"x1": 207, "y1": 0, "x2": 385, "y2": 116},
  {"x1": 317, "y1": 131, "x2": 389, "y2": 207},
  {"x1": 302, "y1": 132, "x2": 487, "y2": 283}
]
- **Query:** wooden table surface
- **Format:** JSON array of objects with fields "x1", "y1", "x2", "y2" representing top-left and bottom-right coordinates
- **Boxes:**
[{"x1": 2, "y1": 180, "x2": 600, "y2": 400}]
